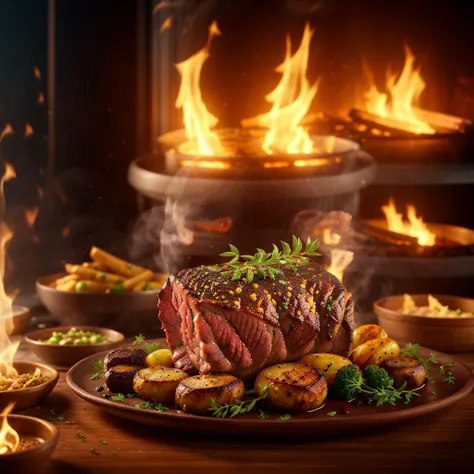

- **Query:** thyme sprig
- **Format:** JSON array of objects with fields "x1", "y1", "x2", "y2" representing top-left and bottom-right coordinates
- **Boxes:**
[
  {"x1": 209, "y1": 386, "x2": 269, "y2": 418},
  {"x1": 220, "y1": 236, "x2": 320, "y2": 283}
]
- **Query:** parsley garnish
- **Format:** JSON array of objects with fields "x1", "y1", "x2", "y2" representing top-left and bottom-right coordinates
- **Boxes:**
[
  {"x1": 110, "y1": 284, "x2": 125, "y2": 293},
  {"x1": 133, "y1": 334, "x2": 145, "y2": 345},
  {"x1": 326, "y1": 411, "x2": 337, "y2": 417},
  {"x1": 443, "y1": 372, "x2": 456, "y2": 385},
  {"x1": 48, "y1": 410, "x2": 64, "y2": 422},
  {"x1": 110, "y1": 393, "x2": 126, "y2": 403},
  {"x1": 90, "y1": 360, "x2": 104, "y2": 380},
  {"x1": 439, "y1": 361, "x2": 454, "y2": 375},
  {"x1": 99, "y1": 273, "x2": 107, "y2": 281},
  {"x1": 90, "y1": 447, "x2": 100, "y2": 455},
  {"x1": 143, "y1": 342, "x2": 162, "y2": 355},
  {"x1": 77, "y1": 433, "x2": 88, "y2": 443},
  {"x1": 258, "y1": 409, "x2": 269, "y2": 420},
  {"x1": 220, "y1": 236, "x2": 320, "y2": 282},
  {"x1": 209, "y1": 386, "x2": 269, "y2": 418},
  {"x1": 100, "y1": 440, "x2": 108, "y2": 445},
  {"x1": 277, "y1": 414, "x2": 291, "y2": 420},
  {"x1": 136, "y1": 401, "x2": 169, "y2": 412}
]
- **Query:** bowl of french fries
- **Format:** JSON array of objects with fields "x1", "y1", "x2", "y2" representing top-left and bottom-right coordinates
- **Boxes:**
[{"x1": 36, "y1": 247, "x2": 168, "y2": 336}]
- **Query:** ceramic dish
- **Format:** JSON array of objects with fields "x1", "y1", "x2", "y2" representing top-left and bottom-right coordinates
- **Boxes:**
[
  {"x1": 25, "y1": 326, "x2": 125, "y2": 368},
  {"x1": 36, "y1": 273, "x2": 162, "y2": 336},
  {"x1": 0, "y1": 414, "x2": 59, "y2": 471},
  {"x1": 374, "y1": 294, "x2": 474, "y2": 352},
  {"x1": 67, "y1": 344, "x2": 474, "y2": 438},
  {"x1": 0, "y1": 361, "x2": 59, "y2": 411}
]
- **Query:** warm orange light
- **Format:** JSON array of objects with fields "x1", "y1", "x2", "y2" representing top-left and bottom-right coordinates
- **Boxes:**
[
  {"x1": 180, "y1": 159, "x2": 231, "y2": 170},
  {"x1": 322, "y1": 229, "x2": 352, "y2": 282},
  {"x1": 365, "y1": 45, "x2": 435, "y2": 135},
  {"x1": 242, "y1": 23, "x2": 319, "y2": 154},
  {"x1": 175, "y1": 21, "x2": 225, "y2": 156},
  {"x1": 160, "y1": 16, "x2": 172, "y2": 32},
  {"x1": 382, "y1": 198, "x2": 436, "y2": 246},
  {"x1": 323, "y1": 229, "x2": 341, "y2": 245},
  {"x1": 24, "y1": 124, "x2": 34, "y2": 137},
  {"x1": 0, "y1": 402, "x2": 19, "y2": 455},
  {"x1": 25, "y1": 207, "x2": 39, "y2": 228},
  {"x1": 33, "y1": 67, "x2": 42, "y2": 81}
]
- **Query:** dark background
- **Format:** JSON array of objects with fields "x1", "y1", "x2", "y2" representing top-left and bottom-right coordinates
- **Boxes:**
[{"x1": 0, "y1": 0, "x2": 473, "y2": 296}]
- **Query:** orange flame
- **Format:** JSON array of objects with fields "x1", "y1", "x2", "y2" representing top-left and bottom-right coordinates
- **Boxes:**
[
  {"x1": 25, "y1": 207, "x2": 39, "y2": 228},
  {"x1": 0, "y1": 160, "x2": 19, "y2": 379},
  {"x1": 365, "y1": 45, "x2": 435, "y2": 135},
  {"x1": 25, "y1": 124, "x2": 34, "y2": 137},
  {"x1": 242, "y1": 23, "x2": 319, "y2": 154},
  {"x1": 160, "y1": 16, "x2": 172, "y2": 32},
  {"x1": 175, "y1": 21, "x2": 225, "y2": 156},
  {"x1": 382, "y1": 198, "x2": 436, "y2": 246},
  {"x1": 0, "y1": 402, "x2": 19, "y2": 455},
  {"x1": 38, "y1": 92, "x2": 44, "y2": 105},
  {"x1": 33, "y1": 67, "x2": 42, "y2": 80},
  {"x1": 322, "y1": 229, "x2": 352, "y2": 282}
]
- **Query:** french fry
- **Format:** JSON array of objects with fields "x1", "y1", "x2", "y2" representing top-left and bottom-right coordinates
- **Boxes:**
[
  {"x1": 90, "y1": 246, "x2": 148, "y2": 277},
  {"x1": 54, "y1": 274, "x2": 80, "y2": 286},
  {"x1": 122, "y1": 270, "x2": 154, "y2": 291},
  {"x1": 65, "y1": 264, "x2": 124, "y2": 284},
  {"x1": 74, "y1": 280, "x2": 116, "y2": 293},
  {"x1": 132, "y1": 281, "x2": 146, "y2": 292},
  {"x1": 56, "y1": 280, "x2": 78, "y2": 292}
]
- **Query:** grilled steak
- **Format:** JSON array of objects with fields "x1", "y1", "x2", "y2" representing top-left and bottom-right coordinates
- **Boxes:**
[{"x1": 158, "y1": 263, "x2": 354, "y2": 381}]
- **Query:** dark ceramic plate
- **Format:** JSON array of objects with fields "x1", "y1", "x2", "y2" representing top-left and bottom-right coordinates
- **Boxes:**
[
  {"x1": 67, "y1": 342, "x2": 474, "y2": 438},
  {"x1": 25, "y1": 326, "x2": 125, "y2": 368}
]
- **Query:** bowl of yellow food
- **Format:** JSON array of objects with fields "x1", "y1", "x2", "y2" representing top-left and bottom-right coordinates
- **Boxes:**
[
  {"x1": 36, "y1": 247, "x2": 168, "y2": 336},
  {"x1": 374, "y1": 294, "x2": 474, "y2": 352}
]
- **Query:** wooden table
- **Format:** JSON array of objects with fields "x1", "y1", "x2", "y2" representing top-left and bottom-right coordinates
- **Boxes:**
[{"x1": 15, "y1": 342, "x2": 474, "y2": 474}]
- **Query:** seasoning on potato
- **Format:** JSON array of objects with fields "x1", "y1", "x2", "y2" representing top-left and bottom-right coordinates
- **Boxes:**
[
  {"x1": 352, "y1": 324, "x2": 388, "y2": 349},
  {"x1": 48, "y1": 246, "x2": 168, "y2": 294},
  {"x1": 350, "y1": 338, "x2": 400, "y2": 370},
  {"x1": 298, "y1": 353, "x2": 352, "y2": 387}
]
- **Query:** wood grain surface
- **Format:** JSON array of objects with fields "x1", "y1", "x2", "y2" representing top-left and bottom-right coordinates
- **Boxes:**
[{"x1": 14, "y1": 339, "x2": 474, "y2": 474}]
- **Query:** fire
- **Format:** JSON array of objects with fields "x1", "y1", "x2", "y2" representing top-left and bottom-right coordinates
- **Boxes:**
[
  {"x1": 382, "y1": 198, "x2": 436, "y2": 246},
  {"x1": 38, "y1": 92, "x2": 44, "y2": 105},
  {"x1": 25, "y1": 124, "x2": 34, "y2": 137},
  {"x1": 322, "y1": 229, "x2": 352, "y2": 282},
  {"x1": 364, "y1": 45, "x2": 435, "y2": 135},
  {"x1": 175, "y1": 21, "x2": 225, "y2": 156},
  {"x1": 323, "y1": 229, "x2": 341, "y2": 246},
  {"x1": 242, "y1": 23, "x2": 319, "y2": 154},
  {"x1": 160, "y1": 16, "x2": 172, "y2": 32},
  {"x1": 0, "y1": 402, "x2": 19, "y2": 455},
  {"x1": 33, "y1": 67, "x2": 41, "y2": 80},
  {"x1": 0, "y1": 161, "x2": 19, "y2": 379},
  {"x1": 25, "y1": 207, "x2": 39, "y2": 228}
]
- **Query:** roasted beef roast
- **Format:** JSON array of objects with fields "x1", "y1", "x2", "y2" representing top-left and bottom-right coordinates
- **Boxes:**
[{"x1": 158, "y1": 263, "x2": 354, "y2": 381}]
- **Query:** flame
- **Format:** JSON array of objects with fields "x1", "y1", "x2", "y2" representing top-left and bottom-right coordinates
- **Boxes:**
[
  {"x1": 242, "y1": 23, "x2": 319, "y2": 155},
  {"x1": 326, "y1": 249, "x2": 354, "y2": 283},
  {"x1": 382, "y1": 198, "x2": 436, "y2": 246},
  {"x1": 175, "y1": 21, "x2": 225, "y2": 156},
  {"x1": 160, "y1": 16, "x2": 172, "y2": 32},
  {"x1": 0, "y1": 402, "x2": 19, "y2": 455},
  {"x1": 38, "y1": 92, "x2": 44, "y2": 105},
  {"x1": 323, "y1": 229, "x2": 341, "y2": 245},
  {"x1": 364, "y1": 45, "x2": 435, "y2": 135},
  {"x1": 25, "y1": 124, "x2": 34, "y2": 137},
  {"x1": 25, "y1": 207, "x2": 39, "y2": 228},
  {"x1": 33, "y1": 67, "x2": 41, "y2": 80},
  {"x1": 0, "y1": 161, "x2": 19, "y2": 379}
]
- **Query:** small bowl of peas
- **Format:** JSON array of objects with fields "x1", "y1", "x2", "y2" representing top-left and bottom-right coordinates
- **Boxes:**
[{"x1": 25, "y1": 326, "x2": 125, "y2": 368}]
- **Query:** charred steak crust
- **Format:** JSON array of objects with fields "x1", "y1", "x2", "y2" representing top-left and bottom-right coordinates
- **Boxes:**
[{"x1": 158, "y1": 263, "x2": 354, "y2": 381}]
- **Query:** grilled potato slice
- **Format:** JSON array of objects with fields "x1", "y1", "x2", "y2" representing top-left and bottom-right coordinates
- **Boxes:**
[
  {"x1": 381, "y1": 357, "x2": 426, "y2": 389},
  {"x1": 133, "y1": 366, "x2": 189, "y2": 403},
  {"x1": 145, "y1": 349, "x2": 173, "y2": 368},
  {"x1": 175, "y1": 374, "x2": 245, "y2": 415},
  {"x1": 255, "y1": 363, "x2": 328, "y2": 413},
  {"x1": 105, "y1": 364, "x2": 142, "y2": 394},
  {"x1": 350, "y1": 337, "x2": 400, "y2": 370},
  {"x1": 353, "y1": 324, "x2": 388, "y2": 349},
  {"x1": 298, "y1": 353, "x2": 352, "y2": 387},
  {"x1": 104, "y1": 348, "x2": 147, "y2": 371}
]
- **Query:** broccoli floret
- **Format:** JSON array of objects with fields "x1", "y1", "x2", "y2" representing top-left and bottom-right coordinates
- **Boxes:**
[
  {"x1": 332, "y1": 364, "x2": 363, "y2": 401},
  {"x1": 364, "y1": 365, "x2": 394, "y2": 390}
]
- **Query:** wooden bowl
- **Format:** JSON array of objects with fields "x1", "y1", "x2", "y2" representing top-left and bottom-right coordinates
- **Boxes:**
[
  {"x1": 10, "y1": 305, "x2": 31, "y2": 335},
  {"x1": 36, "y1": 273, "x2": 163, "y2": 336},
  {"x1": 0, "y1": 361, "x2": 59, "y2": 411},
  {"x1": 0, "y1": 414, "x2": 59, "y2": 472},
  {"x1": 374, "y1": 294, "x2": 474, "y2": 352},
  {"x1": 25, "y1": 326, "x2": 124, "y2": 368}
]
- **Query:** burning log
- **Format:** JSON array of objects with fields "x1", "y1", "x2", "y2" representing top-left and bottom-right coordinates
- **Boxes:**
[
  {"x1": 354, "y1": 221, "x2": 418, "y2": 247},
  {"x1": 412, "y1": 107, "x2": 472, "y2": 133},
  {"x1": 186, "y1": 217, "x2": 232, "y2": 234}
]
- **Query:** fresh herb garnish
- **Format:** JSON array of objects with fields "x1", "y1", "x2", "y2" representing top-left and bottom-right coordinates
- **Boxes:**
[
  {"x1": 99, "y1": 273, "x2": 107, "y2": 281},
  {"x1": 144, "y1": 342, "x2": 162, "y2": 354},
  {"x1": 400, "y1": 343, "x2": 439, "y2": 379},
  {"x1": 110, "y1": 284, "x2": 125, "y2": 293},
  {"x1": 143, "y1": 281, "x2": 151, "y2": 291},
  {"x1": 209, "y1": 386, "x2": 269, "y2": 418},
  {"x1": 427, "y1": 353, "x2": 438, "y2": 364},
  {"x1": 90, "y1": 360, "x2": 105, "y2": 380},
  {"x1": 258, "y1": 409, "x2": 269, "y2": 420},
  {"x1": 136, "y1": 401, "x2": 169, "y2": 412},
  {"x1": 220, "y1": 236, "x2": 320, "y2": 282},
  {"x1": 90, "y1": 447, "x2": 100, "y2": 455},
  {"x1": 48, "y1": 410, "x2": 64, "y2": 422},
  {"x1": 100, "y1": 440, "x2": 108, "y2": 445},
  {"x1": 126, "y1": 393, "x2": 137, "y2": 398},
  {"x1": 277, "y1": 414, "x2": 291, "y2": 421},
  {"x1": 430, "y1": 391, "x2": 437, "y2": 396},
  {"x1": 326, "y1": 411, "x2": 337, "y2": 417},
  {"x1": 439, "y1": 361, "x2": 454, "y2": 375},
  {"x1": 133, "y1": 334, "x2": 145, "y2": 345},
  {"x1": 245, "y1": 388, "x2": 257, "y2": 397},
  {"x1": 110, "y1": 393, "x2": 126, "y2": 403},
  {"x1": 77, "y1": 433, "x2": 88, "y2": 443},
  {"x1": 443, "y1": 372, "x2": 456, "y2": 385}
]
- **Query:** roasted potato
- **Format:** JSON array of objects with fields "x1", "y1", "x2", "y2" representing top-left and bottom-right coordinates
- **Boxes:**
[
  {"x1": 381, "y1": 357, "x2": 426, "y2": 390},
  {"x1": 255, "y1": 363, "x2": 328, "y2": 413},
  {"x1": 175, "y1": 374, "x2": 245, "y2": 415},
  {"x1": 353, "y1": 324, "x2": 388, "y2": 349},
  {"x1": 145, "y1": 349, "x2": 173, "y2": 368},
  {"x1": 298, "y1": 353, "x2": 352, "y2": 387},
  {"x1": 350, "y1": 337, "x2": 400, "y2": 370},
  {"x1": 133, "y1": 366, "x2": 189, "y2": 403},
  {"x1": 104, "y1": 348, "x2": 147, "y2": 371},
  {"x1": 105, "y1": 364, "x2": 142, "y2": 394}
]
